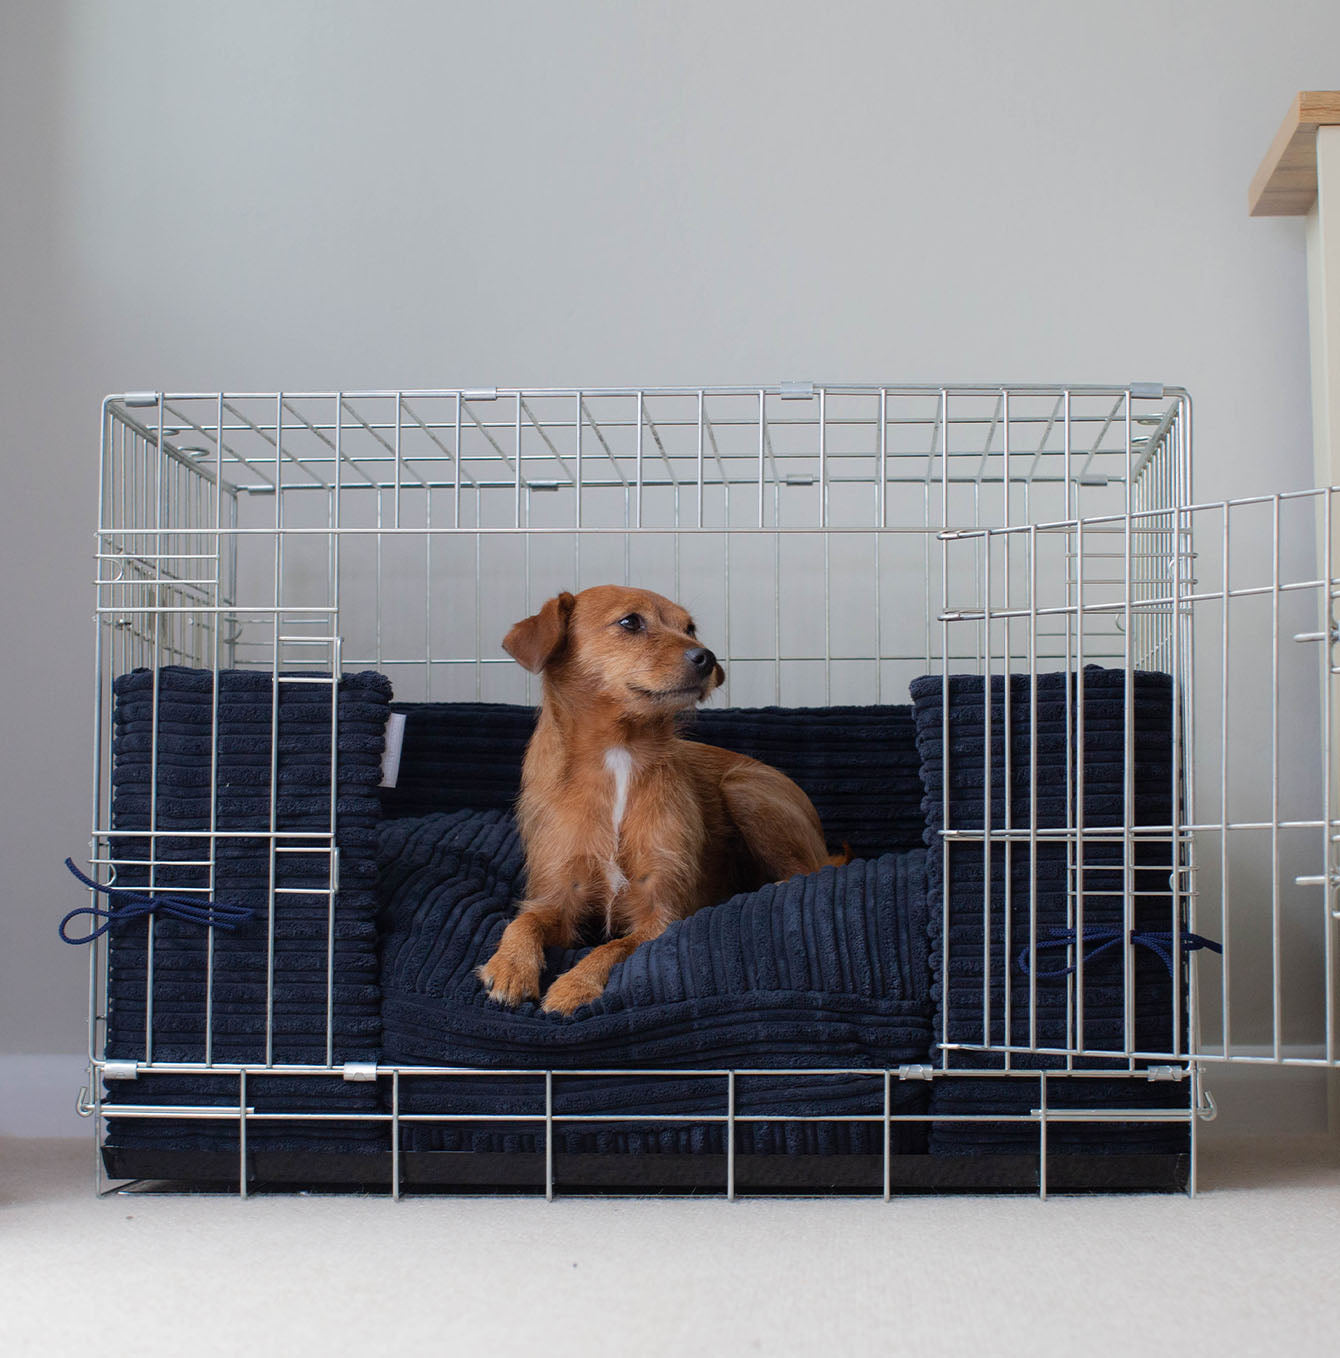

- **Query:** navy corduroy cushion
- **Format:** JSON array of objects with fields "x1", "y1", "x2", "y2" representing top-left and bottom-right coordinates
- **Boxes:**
[
  {"x1": 103, "y1": 667, "x2": 391, "y2": 1153},
  {"x1": 381, "y1": 701, "x2": 927, "y2": 862},
  {"x1": 910, "y1": 666, "x2": 1189, "y2": 1155},
  {"x1": 376, "y1": 809, "x2": 934, "y2": 1154}
]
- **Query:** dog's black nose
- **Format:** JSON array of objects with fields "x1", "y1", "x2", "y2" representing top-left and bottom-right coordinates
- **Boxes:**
[{"x1": 685, "y1": 646, "x2": 716, "y2": 676}]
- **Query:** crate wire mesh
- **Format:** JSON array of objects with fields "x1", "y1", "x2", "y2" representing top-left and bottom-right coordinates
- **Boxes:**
[{"x1": 84, "y1": 384, "x2": 1340, "y2": 1197}]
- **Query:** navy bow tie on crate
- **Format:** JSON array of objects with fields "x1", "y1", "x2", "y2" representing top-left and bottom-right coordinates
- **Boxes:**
[
  {"x1": 59, "y1": 857, "x2": 257, "y2": 945},
  {"x1": 1016, "y1": 925, "x2": 1223, "y2": 980}
]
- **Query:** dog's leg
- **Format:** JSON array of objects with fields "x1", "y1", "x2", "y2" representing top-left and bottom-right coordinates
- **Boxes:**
[
  {"x1": 720, "y1": 762, "x2": 830, "y2": 881},
  {"x1": 540, "y1": 921, "x2": 664, "y2": 1016},
  {"x1": 477, "y1": 900, "x2": 572, "y2": 1006}
]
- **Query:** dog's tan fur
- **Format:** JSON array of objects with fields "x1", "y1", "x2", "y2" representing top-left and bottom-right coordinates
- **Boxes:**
[{"x1": 476, "y1": 585, "x2": 837, "y2": 1015}]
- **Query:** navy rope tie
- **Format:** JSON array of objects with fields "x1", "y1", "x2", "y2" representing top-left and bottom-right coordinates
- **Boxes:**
[
  {"x1": 1017, "y1": 926, "x2": 1223, "y2": 980},
  {"x1": 60, "y1": 858, "x2": 256, "y2": 945}
]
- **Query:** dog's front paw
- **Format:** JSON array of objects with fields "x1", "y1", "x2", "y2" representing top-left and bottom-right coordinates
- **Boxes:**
[
  {"x1": 476, "y1": 950, "x2": 541, "y2": 1007},
  {"x1": 541, "y1": 968, "x2": 605, "y2": 1016}
]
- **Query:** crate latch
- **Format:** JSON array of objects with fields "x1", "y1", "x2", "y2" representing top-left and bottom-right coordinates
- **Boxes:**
[
  {"x1": 1292, "y1": 622, "x2": 1338, "y2": 646},
  {"x1": 342, "y1": 1062, "x2": 378, "y2": 1083},
  {"x1": 1145, "y1": 1065, "x2": 1186, "y2": 1083}
]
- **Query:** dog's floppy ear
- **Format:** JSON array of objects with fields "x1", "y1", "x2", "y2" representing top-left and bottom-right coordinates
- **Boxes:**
[{"x1": 503, "y1": 592, "x2": 575, "y2": 673}]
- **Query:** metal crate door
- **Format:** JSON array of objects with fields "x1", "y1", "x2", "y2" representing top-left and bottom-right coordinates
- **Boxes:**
[{"x1": 934, "y1": 488, "x2": 1340, "y2": 1069}]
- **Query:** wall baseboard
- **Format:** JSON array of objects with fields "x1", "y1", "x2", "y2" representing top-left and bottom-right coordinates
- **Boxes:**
[
  {"x1": 1198, "y1": 1061, "x2": 1332, "y2": 1137},
  {"x1": 1, "y1": 1054, "x2": 91, "y2": 1138}
]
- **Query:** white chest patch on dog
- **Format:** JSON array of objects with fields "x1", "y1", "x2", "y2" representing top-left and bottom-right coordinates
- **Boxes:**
[
  {"x1": 603, "y1": 746, "x2": 634, "y2": 910},
  {"x1": 604, "y1": 746, "x2": 633, "y2": 839}
]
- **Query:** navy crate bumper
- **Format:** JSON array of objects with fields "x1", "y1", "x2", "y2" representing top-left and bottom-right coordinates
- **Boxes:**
[
  {"x1": 377, "y1": 810, "x2": 934, "y2": 1155},
  {"x1": 381, "y1": 702, "x2": 930, "y2": 862},
  {"x1": 97, "y1": 669, "x2": 1191, "y2": 1171},
  {"x1": 103, "y1": 667, "x2": 391, "y2": 1153},
  {"x1": 911, "y1": 667, "x2": 1191, "y2": 1155}
]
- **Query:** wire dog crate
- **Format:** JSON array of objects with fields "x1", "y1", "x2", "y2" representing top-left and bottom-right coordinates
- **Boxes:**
[{"x1": 80, "y1": 383, "x2": 1340, "y2": 1198}]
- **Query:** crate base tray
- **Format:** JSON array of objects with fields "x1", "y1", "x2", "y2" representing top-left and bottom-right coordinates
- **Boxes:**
[{"x1": 101, "y1": 1147, "x2": 1190, "y2": 1195}]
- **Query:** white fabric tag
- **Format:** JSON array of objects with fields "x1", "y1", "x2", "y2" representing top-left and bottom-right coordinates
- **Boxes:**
[{"x1": 380, "y1": 712, "x2": 407, "y2": 788}]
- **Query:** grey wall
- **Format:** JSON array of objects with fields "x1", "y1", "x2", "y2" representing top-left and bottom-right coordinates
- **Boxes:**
[{"x1": 2, "y1": 0, "x2": 1336, "y2": 1132}]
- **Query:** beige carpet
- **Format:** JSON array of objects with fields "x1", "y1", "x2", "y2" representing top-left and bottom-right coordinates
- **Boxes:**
[{"x1": 3, "y1": 1134, "x2": 1339, "y2": 1357}]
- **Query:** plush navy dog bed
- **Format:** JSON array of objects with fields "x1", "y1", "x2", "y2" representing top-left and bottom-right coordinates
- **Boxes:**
[
  {"x1": 377, "y1": 700, "x2": 935, "y2": 1155},
  {"x1": 377, "y1": 809, "x2": 933, "y2": 1154},
  {"x1": 97, "y1": 665, "x2": 1193, "y2": 1178}
]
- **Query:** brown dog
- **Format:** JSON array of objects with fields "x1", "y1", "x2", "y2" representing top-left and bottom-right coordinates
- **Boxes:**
[{"x1": 476, "y1": 585, "x2": 837, "y2": 1015}]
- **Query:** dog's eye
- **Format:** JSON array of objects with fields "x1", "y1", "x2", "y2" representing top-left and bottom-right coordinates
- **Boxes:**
[
  {"x1": 685, "y1": 622, "x2": 697, "y2": 638},
  {"x1": 617, "y1": 614, "x2": 644, "y2": 633}
]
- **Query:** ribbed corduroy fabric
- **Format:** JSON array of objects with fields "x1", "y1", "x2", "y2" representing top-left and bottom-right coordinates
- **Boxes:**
[
  {"x1": 910, "y1": 667, "x2": 1190, "y2": 1155},
  {"x1": 377, "y1": 809, "x2": 933, "y2": 1154},
  {"x1": 103, "y1": 667, "x2": 391, "y2": 1153}
]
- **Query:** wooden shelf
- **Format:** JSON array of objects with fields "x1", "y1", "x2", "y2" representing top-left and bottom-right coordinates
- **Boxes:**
[{"x1": 1249, "y1": 91, "x2": 1340, "y2": 217}]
